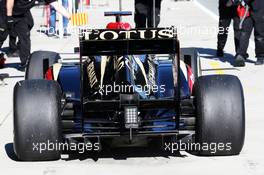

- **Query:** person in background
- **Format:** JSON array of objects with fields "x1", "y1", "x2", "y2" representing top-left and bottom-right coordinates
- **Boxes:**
[
  {"x1": 49, "y1": 0, "x2": 70, "y2": 37},
  {"x1": 216, "y1": 0, "x2": 239, "y2": 57},
  {"x1": 6, "y1": 0, "x2": 71, "y2": 69},
  {"x1": 232, "y1": 0, "x2": 252, "y2": 66},
  {"x1": 230, "y1": 0, "x2": 264, "y2": 66},
  {"x1": 0, "y1": 0, "x2": 18, "y2": 57},
  {"x1": 6, "y1": 32, "x2": 18, "y2": 57},
  {"x1": 134, "y1": 0, "x2": 162, "y2": 28},
  {"x1": 0, "y1": 33, "x2": 18, "y2": 57}
]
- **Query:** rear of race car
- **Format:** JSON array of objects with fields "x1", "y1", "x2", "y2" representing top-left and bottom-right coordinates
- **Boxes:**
[
  {"x1": 62, "y1": 28, "x2": 189, "y2": 147},
  {"x1": 12, "y1": 27, "x2": 245, "y2": 161}
]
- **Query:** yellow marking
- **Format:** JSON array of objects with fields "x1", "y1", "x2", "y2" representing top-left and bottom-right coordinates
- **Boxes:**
[
  {"x1": 244, "y1": 87, "x2": 260, "y2": 93},
  {"x1": 210, "y1": 61, "x2": 224, "y2": 74},
  {"x1": 71, "y1": 13, "x2": 88, "y2": 26}
]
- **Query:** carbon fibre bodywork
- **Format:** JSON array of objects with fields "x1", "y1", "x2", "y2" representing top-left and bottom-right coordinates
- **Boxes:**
[
  {"x1": 44, "y1": 28, "x2": 196, "y2": 145},
  {"x1": 57, "y1": 54, "x2": 193, "y2": 139}
]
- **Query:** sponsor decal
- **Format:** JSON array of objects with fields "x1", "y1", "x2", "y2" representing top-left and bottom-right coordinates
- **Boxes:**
[
  {"x1": 116, "y1": 56, "x2": 125, "y2": 71},
  {"x1": 147, "y1": 59, "x2": 156, "y2": 87},
  {"x1": 87, "y1": 62, "x2": 99, "y2": 88},
  {"x1": 82, "y1": 28, "x2": 176, "y2": 41}
]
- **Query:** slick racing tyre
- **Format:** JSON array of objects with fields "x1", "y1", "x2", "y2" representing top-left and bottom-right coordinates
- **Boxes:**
[
  {"x1": 194, "y1": 75, "x2": 245, "y2": 156},
  {"x1": 26, "y1": 51, "x2": 61, "y2": 79},
  {"x1": 13, "y1": 80, "x2": 62, "y2": 161},
  {"x1": 181, "y1": 47, "x2": 201, "y2": 80}
]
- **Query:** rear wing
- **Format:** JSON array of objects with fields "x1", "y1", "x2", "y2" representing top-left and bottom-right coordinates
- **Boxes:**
[{"x1": 79, "y1": 27, "x2": 179, "y2": 56}]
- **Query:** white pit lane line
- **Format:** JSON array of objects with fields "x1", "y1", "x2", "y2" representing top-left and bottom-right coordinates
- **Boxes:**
[{"x1": 0, "y1": 110, "x2": 12, "y2": 127}]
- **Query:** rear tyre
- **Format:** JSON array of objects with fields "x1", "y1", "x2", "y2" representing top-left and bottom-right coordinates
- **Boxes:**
[
  {"x1": 26, "y1": 51, "x2": 60, "y2": 79},
  {"x1": 194, "y1": 75, "x2": 245, "y2": 156},
  {"x1": 13, "y1": 80, "x2": 62, "y2": 161},
  {"x1": 181, "y1": 47, "x2": 201, "y2": 80}
]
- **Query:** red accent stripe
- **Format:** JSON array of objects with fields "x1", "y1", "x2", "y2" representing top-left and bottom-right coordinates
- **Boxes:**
[{"x1": 45, "y1": 67, "x2": 54, "y2": 80}]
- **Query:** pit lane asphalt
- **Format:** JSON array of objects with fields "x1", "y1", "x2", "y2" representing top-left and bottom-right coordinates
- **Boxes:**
[{"x1": 0, "y1": 1, "x2": 264, "y2": 174}]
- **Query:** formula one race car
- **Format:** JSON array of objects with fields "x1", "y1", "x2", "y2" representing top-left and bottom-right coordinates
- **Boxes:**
[{"x1": 13, "y1": 12, "x2": 245, "y2": 161}]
